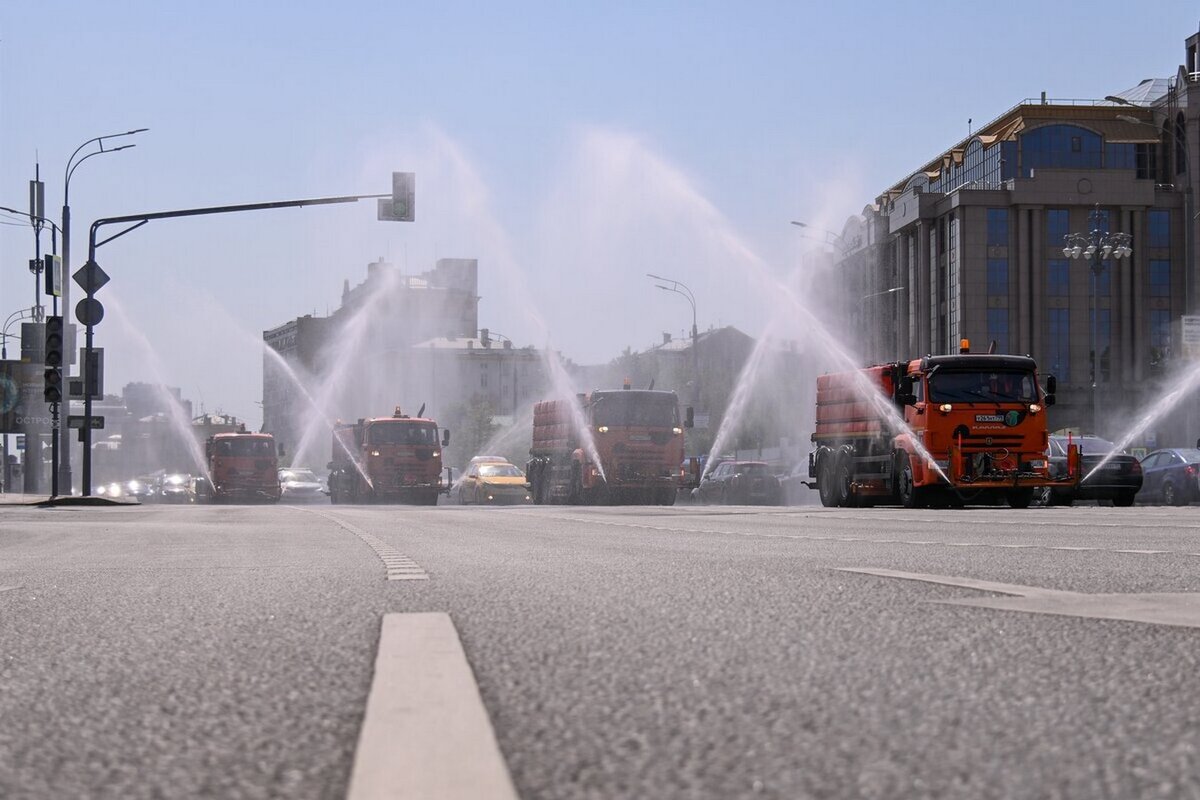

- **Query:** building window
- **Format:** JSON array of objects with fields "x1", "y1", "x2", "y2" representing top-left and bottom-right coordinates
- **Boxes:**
[
  {"x1": 986, "y1": 209, "x2": 1008, "y2": 247},
  {"x1": 1089, "y1": 308, "x2": 1111, "y2": 382},
  {"x1": 1049, "y1": 309, "x2": 1071, "y2": 382},
  {"x1": 987, "y1": 309, "x2": 1009, "y2": 353},
  {"x1": 1047, "y1": 259, "x2": 1069, "y2": 297},
  {"x1": 1047, "y1": 209, "x2": 1069, "y2": 246},
  {"x1": 1150, "y1": 309, "x2": 1171, "y2": 366},
  {"x1": 1135, "y1": 143, "x2": 1157, "y2": 180},
  {"x1": 1019, "y1": 124, "x2": 1102, "y2": 176},
  {"x1": 1150, "y1": 259, "x2": 1171, "y2": 297},
  {"x1": 1148, "y1": 210, "x2": 1170, "y2": 249},
  {"x1": 987, "y1": 258, "x2": 1008, "y2": 296}
]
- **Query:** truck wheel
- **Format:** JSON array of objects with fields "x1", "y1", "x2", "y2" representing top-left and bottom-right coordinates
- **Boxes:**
[
  {"x1": 897, "y1": 455, "x2": 923, "y2": 509},
  {"x1": 1113, "y1": 490, "x2": 1136, "y2": 507},
  {"x1": 1006, "y1": 488, "x2": 1035, "y2": 509},
  {"x1": 660, "y1": 489, "x2": 676, "y2": 506},
  {"x1": 817, "y1": 461, "x2": 838, "y2": 507},
  {"x1": 833, "y1": 453, "x2": 853, "y2": 507}
]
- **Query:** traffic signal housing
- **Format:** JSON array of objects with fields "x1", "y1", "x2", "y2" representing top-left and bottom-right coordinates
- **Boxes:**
[{"x1": 43, "y1": 316, "x2": 63, "y2": 403}]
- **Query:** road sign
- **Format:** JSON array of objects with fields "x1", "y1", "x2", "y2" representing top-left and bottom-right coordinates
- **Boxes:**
[
  {"x1": 76, "y1": 298, "x2": 104, "y2": 326},
  {"x1": 80, "y1": 347, "x2": 104, "y2": 398},
  {"x1": 44, "y1": 254, "x2": 62, "y2": 297},
  {"x1": 72, "y1": 259, "x2": 110, "y2": 295},
  {"x1": 378, "y1": 172, "x2": 415, "y2": 222},
  {"x1": 1182, "y1": 316, "x2": 1200, "y2": 360},
  {"x1": 15, "y1": 435, "x2": 24, "y2": 451},
  {"x1": 67, "y1": 415, "x2": 104, "y2": 430}
]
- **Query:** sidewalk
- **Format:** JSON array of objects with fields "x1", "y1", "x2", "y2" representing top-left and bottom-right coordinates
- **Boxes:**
[
  {"x1": 0, "y1": 493, "x2": 139, "y2": 507},
  {"x1": 0, "y1": 494, "x2": 51, "y2": 506}
]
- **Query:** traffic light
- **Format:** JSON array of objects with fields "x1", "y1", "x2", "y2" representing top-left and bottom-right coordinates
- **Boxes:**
[{"x1": 43, "y1": 316, "x2": 63, "y2": 403}]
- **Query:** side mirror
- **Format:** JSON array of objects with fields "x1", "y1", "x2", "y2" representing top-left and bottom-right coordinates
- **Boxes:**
[
  {"x1": 326, "y1": 461, "x2": 334, "y2": 471},
  {"x1": 897, "y1": 376, "x2": 916, "y2": 406},
  {"x1": 1046, "y1": 375, "x2": 1057, "y2": 394},
  {"x1": 278, "y1": 444, "x2": 286, "y2": 458},
  {"x1": 1044, "y1": 394, "x2": 1056, "y2": 407},
  {"x1": 442, "y1": 429, "x2": 451, "y2": 447},
  {"x1": 685, "y1": 406, "x2": 695, "y2": 429}
]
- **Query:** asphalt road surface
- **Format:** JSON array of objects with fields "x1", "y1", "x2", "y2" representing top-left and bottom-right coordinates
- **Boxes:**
[{"x1": 4, "y1": 501, "x2": 1200, "y2": 799}]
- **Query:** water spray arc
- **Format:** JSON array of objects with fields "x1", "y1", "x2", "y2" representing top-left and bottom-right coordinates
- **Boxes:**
[
  {"x1": 1085, "y1": 359, "x2": 1200, "y2": 481},
  {"x1": 105, "y1": 293, "x2": 212, "y2": 485},
  {"x1": 261, "y1": 345, "x2": 373, "y2": 491}
]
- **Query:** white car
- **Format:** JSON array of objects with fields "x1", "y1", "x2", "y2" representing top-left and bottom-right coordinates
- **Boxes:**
[{"x1": 278, "y1": 468, "x2": 326, "y2": 502}]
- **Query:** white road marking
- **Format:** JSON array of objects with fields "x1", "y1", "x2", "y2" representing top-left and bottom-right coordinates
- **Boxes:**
[
  {"x1": 838, "y1": 567, "x2": 1200, "y2": 630},
  {"x1": 346, "y1": 613, "x2": 519, "y2": 800},
  {"x1": 0, "y1": 586, "x2": 18, "y2": 593},
  {"x1": 293, "y1": 508, "x2": 429, "y2": 581}
]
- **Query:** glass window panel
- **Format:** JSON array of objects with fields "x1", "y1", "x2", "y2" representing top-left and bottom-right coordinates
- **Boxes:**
[
  {"x1": 987, "y1": 209, "x2": 1008, "y2": 247},
  {"x1": 1049, "y1": 308, "x2": 1071, "y2": 382},
  {"x1": 987, "y1": 308, "x2": 1009, "y2": 353},
  {"x1": 987, "y1": 258, "x2": 1008, "y2": 296},
  {"x1": 1148, "y1": 210, "x2": 1170, "y2": 249},
  {"x1": 1047, "y1": 259, "x2": 1069, "y2": 297},
  {"x1": 1150, "y1": 259, "x2": 1171, "y2": 297},
  {"x1": 1047, "y1": 209, "x2": 1069, "y2": 246}
]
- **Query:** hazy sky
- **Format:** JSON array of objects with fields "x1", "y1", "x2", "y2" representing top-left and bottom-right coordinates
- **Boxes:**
[{"x1": 2, "y1": 2, "x2": 1197, "y2": 427}]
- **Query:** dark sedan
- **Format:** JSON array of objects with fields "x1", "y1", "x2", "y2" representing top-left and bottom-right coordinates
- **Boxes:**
[
  {"x1": 692, "y1": 460, "x2": 782, "y2": 505},
  {"x1": 1138, "y1": 448, "x2": 1200, "y2": 505},
  {"x1": 1038, "y1": 435, "x2": 1142, "y2": 507}
]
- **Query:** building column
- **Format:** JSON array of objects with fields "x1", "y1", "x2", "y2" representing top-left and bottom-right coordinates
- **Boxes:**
[
  {"x1": 1030, "y1": 207, "x2": 1044, "y2": 362},
  {"x1": 917, "y1": 222, "x2": 931, "y2": 355},
  {"x1": 1132, "y1": 208, "x2": 1147, "y2": 383}
]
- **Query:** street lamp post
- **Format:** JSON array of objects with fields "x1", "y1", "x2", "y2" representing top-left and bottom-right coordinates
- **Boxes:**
[
  {"x1": 0, "y1": 207, "x2": 63, "y2": 496},
  {"x1": 1063, "y1": 205, "x2": 1133, "y2": 436},
  {"x1": 60, "y1": 129, "x2": 147, "y2": 495},
  {"x1": 646, "y1": 273, "x2": 700, "y2": 412}
]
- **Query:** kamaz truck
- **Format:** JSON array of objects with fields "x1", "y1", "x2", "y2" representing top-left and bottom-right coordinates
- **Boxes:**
[
  {"x1": 204, "y1": 432, "x2": 282, "y2": 503},
  {"x1": 328, "y1": 407, "x2": 449, "y2": 505},
  {"x1": 526, "y1": 386, "x2": 693, "y2": 505},
  {"x1": 809, "y1": 342, "x2": 1080, "y2": 508}
]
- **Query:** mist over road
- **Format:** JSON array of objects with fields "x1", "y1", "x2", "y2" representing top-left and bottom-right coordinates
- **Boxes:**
[{"x1": 3, "y1": 503, "x2": 1199, "y2": 799}]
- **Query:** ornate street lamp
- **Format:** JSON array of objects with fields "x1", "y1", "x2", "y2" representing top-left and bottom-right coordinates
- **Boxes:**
[{"x1": 1063, "y1": 205, "x2": 1133, "y2": 435}]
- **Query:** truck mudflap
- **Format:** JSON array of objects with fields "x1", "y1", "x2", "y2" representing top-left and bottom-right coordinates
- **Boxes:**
[{"x1": 942, "y1": 442, "x2": 1083, "y2": 489}]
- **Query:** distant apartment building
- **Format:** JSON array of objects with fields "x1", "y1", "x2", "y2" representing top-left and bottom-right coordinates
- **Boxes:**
[
  {"x1": 263, "y1": 258, "x2": 545, "y2": 461},
  {"x1": 832, "y1": 29, "x2": 1200, "y2": 444}
]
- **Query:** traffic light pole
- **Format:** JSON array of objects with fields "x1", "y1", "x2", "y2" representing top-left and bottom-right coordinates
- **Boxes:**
[{"x1": 79, "y1": 191, "x2": 390, "y2": 496}]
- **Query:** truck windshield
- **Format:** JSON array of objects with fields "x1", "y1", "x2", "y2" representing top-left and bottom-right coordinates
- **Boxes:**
[
  {"x1": 928, "y1": 370, "x2": 1037, "y2": 403},
  {"x1": 592, "y1": 394, "x2": 679, "y2": 428},
  {"x1": 215, "y1": 438, "x2": 275, "y2": 458},
  {"x1": 368, "y1": 422, "x2": 438, "y2": 445}
]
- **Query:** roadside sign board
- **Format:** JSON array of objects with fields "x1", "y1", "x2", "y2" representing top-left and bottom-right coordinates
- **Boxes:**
[
  {"x1": 0, "y1": 361, "x2": 48, "y2": 434},
  {"x1": 44, "y1": 254, "x2": 62, "y2": 298},
  {"x1": 72, "y1": 260, "x2": 110, "y2": 296},
  {"x1": 1182, "y1": 316, "x2": 1200, "y2": 360},
  {"x1": 67, "y1": 415, "x2": 105, "y2": 430}
]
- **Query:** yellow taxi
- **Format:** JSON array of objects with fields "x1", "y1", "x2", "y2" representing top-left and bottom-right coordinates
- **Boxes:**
[{"x1": 458, "y1": 460, "x2": 532, "y2": 505}]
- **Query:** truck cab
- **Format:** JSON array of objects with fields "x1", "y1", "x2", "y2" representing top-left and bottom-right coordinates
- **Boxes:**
[{"x1": 206, "y1": 432, "x2": 282, "y2": 503}]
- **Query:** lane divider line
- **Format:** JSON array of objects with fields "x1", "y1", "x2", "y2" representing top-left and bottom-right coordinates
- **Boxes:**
[
  {"x1": 291, "y1": 507, "x2": 429, "y2": 581},
  {"x1": 346, "y1": 612, "x2": 519, "y2": 800}
]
